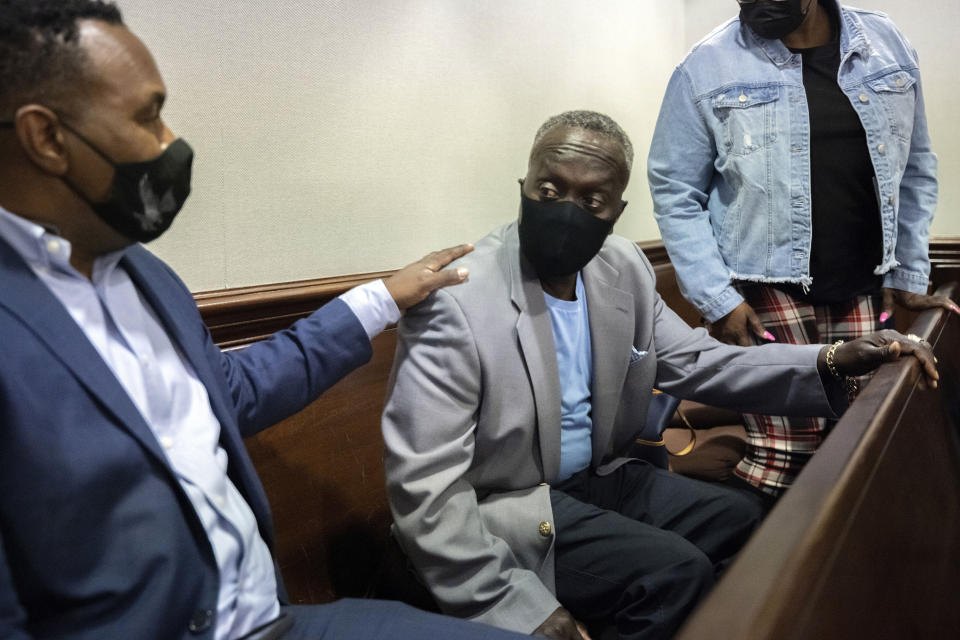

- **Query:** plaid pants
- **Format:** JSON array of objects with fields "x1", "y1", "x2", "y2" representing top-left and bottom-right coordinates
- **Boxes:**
[{"x1": 733, "y1": 283, "x2": 881, "y2": 497}]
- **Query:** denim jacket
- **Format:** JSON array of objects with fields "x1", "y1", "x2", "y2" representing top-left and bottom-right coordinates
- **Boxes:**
[{"x1": 647, "y1": 2, "x2": 937, "y2": 322}]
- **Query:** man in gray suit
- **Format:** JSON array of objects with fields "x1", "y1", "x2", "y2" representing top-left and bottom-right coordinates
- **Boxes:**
[{"x1": 381, "y1": 111, "x2": 938, "y2": 640}]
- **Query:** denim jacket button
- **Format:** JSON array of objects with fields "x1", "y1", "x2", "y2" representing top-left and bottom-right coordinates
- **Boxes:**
[
  {"x1": 739, "y1": 93, "x2": 747, "y2": 103},
  {"x1": 877, "y1": 143, "x2": 886, "y2": 154},
  {"x1": 859, "y1": 93, "x2": 869, "y2": 103}
]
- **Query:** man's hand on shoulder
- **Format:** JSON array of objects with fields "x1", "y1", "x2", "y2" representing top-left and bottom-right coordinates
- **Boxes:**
[
  {"x1": 385, "y1": 243, "x2": 474, "y2": 310},
  {"x1": 709, "y1": 301, "x2": 773, "y2": 346},
  {"x1": 532, "y1": 607, "x2": 592, "y2": 640}
]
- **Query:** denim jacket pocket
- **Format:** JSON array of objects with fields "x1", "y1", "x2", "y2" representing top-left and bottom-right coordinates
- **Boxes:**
[
  {"x1": 713, "y1": 85, "x2": 779, "y2": 156},
  {"x1": 867, "y1": 70, "x2": 917, "y2": 142}
]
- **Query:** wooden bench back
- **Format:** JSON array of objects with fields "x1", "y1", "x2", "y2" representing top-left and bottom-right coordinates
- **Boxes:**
[
  {"x1": 676, "y1": 282, "x2": 960, "y2": 639},
  {"x1": 243, "y1": 330, "x2": 398, "y2": 603}
]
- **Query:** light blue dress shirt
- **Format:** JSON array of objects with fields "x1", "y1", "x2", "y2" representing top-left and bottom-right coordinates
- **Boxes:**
[
  {"x1": 544, "y1": 274, "x2": 593, "y2": 482},
  {"x1": 0, "y1": 205, "x2": 399, "y2": 639}
]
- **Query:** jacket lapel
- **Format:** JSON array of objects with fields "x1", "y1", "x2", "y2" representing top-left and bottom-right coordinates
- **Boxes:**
[
  {"x1": 0, "y1": 238, "x2": 170, "y2": 468},
  {"x1": 506, "y1": 226, "x2": 563, "y2": 483},
  {"x1": 583, "y1": 251, "x2": 635, "y2": 467}
]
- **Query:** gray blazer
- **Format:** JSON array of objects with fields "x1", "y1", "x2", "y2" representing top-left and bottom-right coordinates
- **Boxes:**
[{"x1": 382, "y1": 222, "x2": 839, "y2": 633}]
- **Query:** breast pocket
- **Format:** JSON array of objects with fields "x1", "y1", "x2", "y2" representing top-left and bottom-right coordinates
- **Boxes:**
[
  {"x1": 867, "y1": 70, "x2": 917, "y2": 142},
  {"x1": 713, "y1": 86, "x2": 779, "y2": 156}
]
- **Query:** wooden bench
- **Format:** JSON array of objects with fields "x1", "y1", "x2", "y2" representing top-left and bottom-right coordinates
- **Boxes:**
[
  {"x1": 198, "y1": 243, "x2": 958, "y2": 616},
  {"x1": 676, "y1": 282, "x2": 960, "y2": 639},
  {"x1": 239, "y1": 329, "x2": 399, "y2": 603}
]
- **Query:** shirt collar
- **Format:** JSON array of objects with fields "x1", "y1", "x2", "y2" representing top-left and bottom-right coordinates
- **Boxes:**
[
  {"x1": 0, "y1": 204, "x2": 127, "y2": 282},
  {"x1": 837, "y1": 3, "x2": 872, "y2": 61}
]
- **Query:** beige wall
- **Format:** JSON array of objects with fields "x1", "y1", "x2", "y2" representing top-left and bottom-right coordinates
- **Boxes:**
[
  {"x1": 684, "y1": 0, "x2": 960, "y2": 238},
  {"x1": 122, "y1": 1, "x2": 955, "y2": 292},
  {"x1": 122, "y1": 1, "x2": 684, "y2": 291}
]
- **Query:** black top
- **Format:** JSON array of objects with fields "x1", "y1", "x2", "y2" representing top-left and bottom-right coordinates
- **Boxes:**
[{"x1": 777, "y1": 2, "x2": 883, "y2": 304}]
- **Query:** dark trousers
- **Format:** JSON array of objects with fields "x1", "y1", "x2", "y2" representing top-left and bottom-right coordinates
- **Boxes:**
[
  {"x1": 722, "y1": 473, "x2": 779, "y2": 518},
  {"x1": 281, "y1": 599, "x2": 528, "y2": 639},
  {"x1": 552, "y1": 461, "x2": 762, "y2": 640}
]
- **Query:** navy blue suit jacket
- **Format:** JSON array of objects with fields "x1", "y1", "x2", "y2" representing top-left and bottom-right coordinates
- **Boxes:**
[{"x1": 0, "y1": 238, "x2": 372, "y2": 639}]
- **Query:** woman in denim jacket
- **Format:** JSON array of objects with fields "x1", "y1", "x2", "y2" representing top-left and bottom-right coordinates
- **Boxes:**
[{"x1": 648, "y1": 0, "x2": 959, "y2": 510}]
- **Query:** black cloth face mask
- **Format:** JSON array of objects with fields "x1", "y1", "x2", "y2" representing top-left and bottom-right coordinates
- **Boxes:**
[
  {"x1": 58, "y1": 120, "x2": 194, "y2": 244},
  {"x1": 740, "y1": 0, "x2": 807, "y2": 40},
  {"x1": 518, "y1": 191, "x2": 612, "y2": 278}
]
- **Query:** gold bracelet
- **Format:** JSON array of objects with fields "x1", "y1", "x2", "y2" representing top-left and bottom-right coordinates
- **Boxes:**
[
  {"x1": 825, "y1": 340, "x2": 844, "y2": 380},
  {"x1": 826, "y1": 339, "x2": 859, "y2": 398}
]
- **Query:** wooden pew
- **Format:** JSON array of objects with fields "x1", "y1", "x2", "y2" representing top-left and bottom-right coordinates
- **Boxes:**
[
  {"x1": 208, "y1": 248, "x2": 957, "y2": 615},
  {"x1": 241, "y1": 329, "x2": 399, "y2": 603},
  {"x1": 676, "y1": 282, "x2": 960, "y2": 639}
]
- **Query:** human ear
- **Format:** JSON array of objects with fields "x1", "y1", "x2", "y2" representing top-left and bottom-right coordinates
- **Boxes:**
[{"x1": 13, "y1": 105, "x2": 70, "y2": 176}]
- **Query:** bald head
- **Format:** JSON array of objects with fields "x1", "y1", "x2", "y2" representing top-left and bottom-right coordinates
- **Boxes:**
[{"x1": 532, "y1": 110, "x2": 634, "y2": 178}]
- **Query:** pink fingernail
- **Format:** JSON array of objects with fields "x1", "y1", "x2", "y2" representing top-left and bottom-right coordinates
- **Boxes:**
[
  {"x1": 764, "y1": 331, "x2": 776, "y2": 341},
  {"x1": 879, "y1": 312, "x2": 890, "y2": 323},
  {"x1": 951, "y1": 305, "x2": 960, "y2": 315}
]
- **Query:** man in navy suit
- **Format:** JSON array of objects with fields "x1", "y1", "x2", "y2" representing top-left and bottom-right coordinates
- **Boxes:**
[{"x1": 0, "y1": 2, "x2": 528, "y2": 639}]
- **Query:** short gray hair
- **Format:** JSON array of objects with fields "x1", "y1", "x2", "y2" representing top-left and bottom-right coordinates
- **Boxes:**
[{"x1": 532, "y1": 110, "x2": 634, "y2": 173}]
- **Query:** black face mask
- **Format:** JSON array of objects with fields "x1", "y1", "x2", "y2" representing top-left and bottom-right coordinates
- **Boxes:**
[
  {"x1": 518, "y1": 191, "x2": 612, "y2": 278},
  {"x1": 740, "y1": 0, "x2": 807, "y2": 40},
  {"x1": 58, "y1": 120, "x2": 194, "y2": 243}
]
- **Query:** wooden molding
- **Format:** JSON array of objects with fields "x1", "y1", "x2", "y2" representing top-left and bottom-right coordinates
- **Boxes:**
[
  {"x1": 195, "y1": 270, "x2": 395, "y2": 349},
  {"x1": 930, "y1": 237, "x2": 960, "y2": 290},
  {"x1": 195, "y1": 238, "x2": 960, "y2": 348}
]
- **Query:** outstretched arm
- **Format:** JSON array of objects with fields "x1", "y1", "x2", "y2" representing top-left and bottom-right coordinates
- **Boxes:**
[{"x1": 216, "y1": 244, "x2": 473, "y2": 436}]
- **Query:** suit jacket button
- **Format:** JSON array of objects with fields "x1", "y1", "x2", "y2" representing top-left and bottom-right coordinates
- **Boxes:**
[
  {"x1": 188, "y1": 609, "x2": 214, "y2": 634},
  {"x1": 539, "y1": 521, "x2": 552, "y2": 537}
]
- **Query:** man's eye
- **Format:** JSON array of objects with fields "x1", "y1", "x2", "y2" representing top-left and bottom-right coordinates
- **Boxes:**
[
  {"x1": 539, "y1": 186, "x2": 558, "y2": 199},
  {"x1": 583, "y1": 197, "x2": 605, "y2": 211}
]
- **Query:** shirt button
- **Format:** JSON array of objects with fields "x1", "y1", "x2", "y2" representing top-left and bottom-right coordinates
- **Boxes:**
[
  {"x1": 859, "y1": 93, "x2": 870, "y2": 103},
  {"x1": 45, "y1": 239, "x2": 60, "y2": 254},
  {"x1": 896, "y1": 77, "x2": 905, "y2": 87},
  {"x1": 187, "y1": 609, "x2": 214, "y2": 634},
  {"x1": 738, "y1": 93, "x2": 747, "y2": 103},
  {"x1": 877, "y1": 144, "x2": 886, "y2": 154},
  {"x1": 160, "y1": 436, "x2": 174, "y2": 450},
  {"x1": 538, "y1": 521, "x2": 552, "y2": 537}
]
